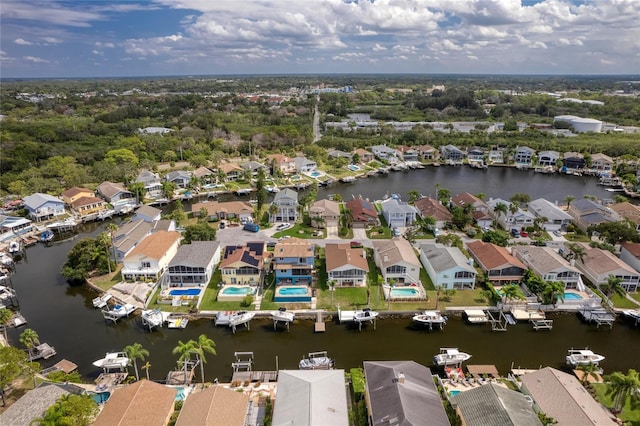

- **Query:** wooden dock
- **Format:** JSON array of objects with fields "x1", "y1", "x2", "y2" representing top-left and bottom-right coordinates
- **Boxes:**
[
  {"x1": 531, "y1": 319, "x2": 554, "y2": 331},
  {"x1": 488, "y1": 311, "x2": 508, "y2": 332},
  {"x1": 314, "y1": 311, "x2": 325, "y2": 332},
  {"x1": 231, "y1": 352, "x2": 254, "y2": 372},
  {"x1": 232, "y1": 370, "x2": 278, "y2": 384},
  {"x1": 579, "y1": 307, "x2": 615, "y2": 329}
]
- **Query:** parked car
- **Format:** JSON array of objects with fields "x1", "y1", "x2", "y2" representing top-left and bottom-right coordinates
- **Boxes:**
[
  {"x1": 219, "y1": 221, "x2": 226, "y2": 229},
  {"x1": 243, "y1": 223, "x2": 260, "y2": 232},
  {"x1": 520, "y1": 231, "x2": 528, "y2": 237},
  {"x1": 511, "y1": 228, "x2": 520, "y2": 238},
  {"x1": 553, "y1": 230, "x2": 562, "y2": 237},
  {"x1": 392, "y1": 227, "x2": 401, "y2": 237},
  {"x1": 276, "y1": 223, "x2": 291, "y2": 231},
  {"x1": 350, "y1": 241, "x2": 363, "y2": 248}
]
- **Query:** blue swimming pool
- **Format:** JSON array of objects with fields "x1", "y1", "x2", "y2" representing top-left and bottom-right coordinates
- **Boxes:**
[
  {"x1": 347, "y1": 164, "x2": 360, "y2": 171},
  {"x1": 274, "y1": 286, "x2": 312, "y2": 302},
  {"x1": 449, "y1": 389, "x2": 461, "y2": 397},
  {"x1": 390, "y1": 287, "x2": 420, "y2": 296},
  {"x1": 563, "y1": 292, "x2": 583, "y2": 300},
  {"x1": 279, "y1": 287, "x2": 309, "y2": 295},
  {"x1": 174, "y1": 386, "x2": 186, "y2": 401},
  {"x1": 92, "y1": 392, "x2": 111, "y2": 404},
  {"x1": 310, "y1": 171, "x2": 322, "y2": 177},
  {"x1": 169, "y1": 288, "x2": 201, "y2": 296},
  {"x1": 221, "y1": 286, "x2": 253, "y2": 295}
]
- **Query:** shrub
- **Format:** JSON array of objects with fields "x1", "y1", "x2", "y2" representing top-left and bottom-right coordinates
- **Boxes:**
[{"x1": 240, "y1": 295, "x2": 254, "y2": 307}]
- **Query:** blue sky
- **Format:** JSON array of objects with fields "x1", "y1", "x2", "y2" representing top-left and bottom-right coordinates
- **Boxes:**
[{"x1": 2, "y1": 0, "x2": 639, "y2": 78}]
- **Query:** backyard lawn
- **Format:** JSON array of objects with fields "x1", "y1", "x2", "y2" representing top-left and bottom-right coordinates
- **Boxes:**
[{"x1": 591, "y1": 383, "x2": 640, "y2": 425}]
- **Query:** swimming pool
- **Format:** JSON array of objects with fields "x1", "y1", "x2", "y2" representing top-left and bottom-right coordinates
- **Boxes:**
[
  {"x1": 563, "y1": 292, "x2": 583, "y2": 300},
  {"x1": 221, "y1": 287, "x2": 254, "y2": 295},
  {"x1": 92, "y1": 392, "x2": 111, "y2": 404},
  {"x1": 279, "y1": 287, "x2": 309, "y2": 295},
  {"x1": 390, "y1": 287, "x2": 420, "y2": 296},
  {"x1": 274, "y1": 286, "x2": 312, "y2": 302},
  {"x1": 449, "y1": 389, "x2": 461, "y2": 397},
  {"x1": 309, "y1": 171, "x2": 322, "y2": 177},
  {"x1": 347, "y1": 164, "x2": 360, "y2": 171},
  {"x1": 169, "y1": 288, "x2": 201, "y2": 296}
]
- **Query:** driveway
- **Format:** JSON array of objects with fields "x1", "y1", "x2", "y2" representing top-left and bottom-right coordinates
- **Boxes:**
[
  {"x1": 326, "y1": 225, "x2": 339, "y2": 239},
  {"x1": 353, "y1": 228, "x2": 368, "y2": 240}
]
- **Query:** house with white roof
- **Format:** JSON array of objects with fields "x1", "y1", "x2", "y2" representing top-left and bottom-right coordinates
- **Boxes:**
[
  {"x1": 167, "y1": 241, "x2": 221, "y2": 288},
  {"x1": 293, "y1": 156, "x2": 317, "y2": 173},
  {"x1": 121, "y1": 230, "x2": 181, "y2": 282},
  {"x1": 23, "y1": 193, "x2": 65, "y2": 221},
  {"x1": 325, "y1": 243, "x2": 369, "y2": 287},
  {"x1": 379, "y1": 198, "x2": 418, "y2": 228},
  {"x1": 418, "y1": 242, "x2": 476, "y2": 290},
  {"x1": 512, "y1": 246, "x2": 582, "y2": 290},
  {"x1": 537, "y1": 150, "x2": 560, "y2": 167},
  {"x1": 373, "y1": 238, "x2": 421, "y2": 285},
  {"x1": 370, "y1": 144, "x2": 398, "y2": 161},
  {"x1": 528, "y1": 198, "x2": 573, "y2": 231},
  {"x1": 574, "y1": 244, "x2": 639, "y2": 292},
  {"x1": 133, "y1": 205, "x2": 162, "y2": 223},
  {"x1": 514, "y1": 146, "x2": 535, "y2": 165},
  {"x1": 0, "y1": 215, "x2": 33, "y2": 241}
]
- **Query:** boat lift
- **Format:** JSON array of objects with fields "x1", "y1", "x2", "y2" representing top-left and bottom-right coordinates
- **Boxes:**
[
  {"x1": 338, "y1": 307, "x2": 377, "y2": 331},
  {"x1": 579, "y1": 306, "x2": 615, "y2": 330},
  {"x1": 231, "y1": 352, "x2": 254, "y2": 372},
  {"x1": 487, "y1": 310, "x2": 509, "y2": 332}
]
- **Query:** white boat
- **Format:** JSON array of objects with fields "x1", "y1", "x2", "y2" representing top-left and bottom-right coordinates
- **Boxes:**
[
  {"x1": 265, "y1": 185, "x2": 280, "y2": 193},
  {"x1": 141, "y1": 309, "x2": 167, "y2": 329},
  {"x1": 46, "y1": 217, "x2": 78, "y2": 231},
  {"x1": 433, "y1": 348, "x2": 472, "y2": 366},
  {"x1": 299, "y1": 351, "x2": 335, "y2": 370},
  {"x1": 102, "y1": 303, "x2": 137, "y2": 318},
  {"x1": 0, "y1": 253, "x2": 13, "y2": 267},
  {"x1": 92, "y1": 293, "x2": 113, "y2": 309},
  {"x1": 271, "y1": 308, "x2": 295, "y2": 323},
  {"x1": 228, "y1": 311, "x2": 256, "y2": 327},
  {"x1": 566, "y1": 348, "x2": 605, "y2": 366},
  {"x1": 464, "y1": 309, "x2": 489, "y2": 324},
  {"x1": 167, "y1": 315, "x2": 189, "y2": 329},
  {"x1": 8, "y1": 241, "x2": 22, "y2": 255},
  {"x1": 353, "y1": 308, "x2": 379, "y2": 323},
  {"x1": 93, "y1": 352, "x2": 130, "y2": 370},
  {"x1": 412, "y1": 311, "x2": 448, "y2": 328}
]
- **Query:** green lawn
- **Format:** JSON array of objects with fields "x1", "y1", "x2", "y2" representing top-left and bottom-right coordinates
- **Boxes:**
[
  {"x1": 591, "y1": 383, "x2": 640, "y2": 425},
  {"x1": 630, "y1": 292, "x2": 640, "y2": 303},
  {"x1": 198, "y1": 287, "x2": 250, "y2": 311},
  {"x1": 145, "y1": 287, "x2": 191, "y2": 313},
  {"x1": 367, "y1": 226, "x2": 391, "y2": 239},
  {"x1": 90, "y1": 267, "x2": 122, "y2": 291},
  {"x1": 610, "y1": 293, "x2": 640, "y2": 309},
  {"x1": 564, "y1": 233, "x2": 591, "y2": 242},
  {"x1": 274, "y1": 223, "x2": 316, "y2": 239}
]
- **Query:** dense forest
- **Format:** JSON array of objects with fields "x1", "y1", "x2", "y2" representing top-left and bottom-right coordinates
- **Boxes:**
[{"x1": 1, "y1": 75, "x2": 639, "y2": 196}]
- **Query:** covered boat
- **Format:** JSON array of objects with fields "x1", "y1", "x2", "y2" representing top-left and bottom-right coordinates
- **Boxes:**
[
  {"x1": 299, "y1": 351, "x2": 335, "y2": 370},
  {"x1": 92, "y1": 293, "x2": 113, "y2": 309}
]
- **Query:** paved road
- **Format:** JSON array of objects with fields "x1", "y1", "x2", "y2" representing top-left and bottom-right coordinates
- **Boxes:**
[
  {"x1": 312, "y1": 96, "x2": 321, "y2": 142},
  {"x1": 216, "y1": 225, "x2": 375, "y2": 248}
]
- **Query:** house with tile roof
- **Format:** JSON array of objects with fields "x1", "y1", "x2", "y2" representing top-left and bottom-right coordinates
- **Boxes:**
[
  {"x1": 418, "y1": 242, "x2": 476, "y2": 290},
  {"x1": 192, "y1": 200, "x2": 254, "y2": 222},
  {"x1": 310, "y1": 199, "x2": 340, "y2": 228},
  {"x1": 96, "y1": 181, "x2": 135, "y2": 205},
  {"x1": 346, "y1": 197, "x2": 379, "y2": 228},
  {"x1": 272, "y1": 370, "x2": 349, "y2": 426},
  {"x1": 273, "y1": 238, "x2": 315, "y2": 286},
  {"x1": 591, "y1": 153, "x2": 614, "y2": 172},
  {"x1": 352, "y1": 148, "x2": 374, "y2": 163},
  {"x1": 168, "y1": 241, "x2": 221, "y2": 288},
  {"x1": 121, "y1": 230, "x2": 181, "y2": 281},
  {"x1": 414, "y1": 197, "x2": 452, "y2": 229},
  {"x1": 69, "y1": 195, "x2": 106, "y2": 220},
  {"x1": 567, "y1": 198, "x2": 615, "y2": 232},
  {"x1": 93, "y1": 379, "x2": 176, "y2": 426},
  {"x1": 519, "y1": 367, "x2": 617, "y2": 426},
  {"x1": 610, "y1": 201, "x2": 640, "y2": 232},
  {"x1": 219, "y1": 241, "x2": 265, "y2": 286},
  {"x1": 61, "y1": 187, "x2": 94, "y2": 206},
  {"x1": 620, "y1": 242, "x2": 640, "y2": 273},
  {"x1": 373, "y1": 238, "x2": 421, "y2": 285},
  {"x1": 364, "y1": 361, "x2": 450, "y2": 426},
  {"x1": 466, "y1": 240, "x2": 527, "y2": 284},
  {"x1": 563, "y1": 151, "x2": 586, "y2": 169},
  {"x1": 217, "y1": 162, "x2": 244, "y2": 182},
  {"x1": 175, "y1": 385, "x2": 249, "y2": 426},
  {"x1": 267, "y1": 153, "x2": 296, "y2": 175},
  {"x1": 512, "y1": 246, "x2": 582, "y2": 290},
  {"x1": 415, "y1": 144, "x2": 437, "y2": 160},
  {"x1": 379, "y1": 198, "x2": 418, "y2": 228},
  {"x1": 528, "y1": 198, "x2": 573, "y2": 231},
  {"x1": 451, "y1": 192, "x2": 489, "y2": 214},
  {"x1": 325, "y1": 243, "x2": 369, "y2": 287},
  {"x1": 23, "y1": 193, "x2": 65, "y2": 221},
  {"x1": 451, "y1": 383, "x2": 540, "y2": 426},
  {"x1": 193, "y1": 166, "x2": 215, "y2": 184},
  {"x1": 269, "y1": 188, "x2": 299, "y2": 223},
  {"x1": 574, "y1": 244, "x2": 639, "y2": 292}
]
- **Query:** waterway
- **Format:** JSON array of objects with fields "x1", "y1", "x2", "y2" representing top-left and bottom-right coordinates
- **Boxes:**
[{"x1": 6, "y1": 168, "x2": 637, "y2": 383}]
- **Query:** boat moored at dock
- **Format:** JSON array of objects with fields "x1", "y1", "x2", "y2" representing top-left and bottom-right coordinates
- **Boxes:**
[
  {"x1": 464, "y1": 309, "x2": 489, "y2": 324},
  {"x1": 92, "y1": 293, "x2": 113, "y2": 309},
  {"x1": 140, "y1": 309, "x2": 169, "y2": 330},
  {"x1": 101, "y1": 303, "x2": 137, "y2": 323},
  {"x1": 433, "y1": 347, "x2": 472, "y2": 367},
  {"x1": 30, "y1": 343, "x2": 57, "y2": 360},
  {"x1": 566, "y1": 348, "x2": 605, "y2": 367},
  {"x1": 299, "y1": 351, "x2": 335, "y2": 370},
  {"x1": 93, "y1": 352, "x2": 130, "y2": 371},
  {"x1": 412, "y1": 311, "x2": 448, "y2": 330}
]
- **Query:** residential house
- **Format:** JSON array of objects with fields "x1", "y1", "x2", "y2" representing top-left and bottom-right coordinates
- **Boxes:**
[
  {"x1": 309, "y1": 199, "x2": 340, "y2": 228},
  {"x1": 397, "y1": 145, "x2": 418, "y2": 162},
  {"x1": 192, "y1": 200, "x2": 254, "y2": 222},
  {"x1": 512, "y1": 246, "x2": 582, "y2": 289},
  {"x1": 272, "y1": 370, "x2": 349, "y2": 426},
  {"x1": 69, "y1": 195, "x2": 106, "y2": 220},
  {"x1": 217, "y1": 162, "x2": 244, "y2": 182},
  {"x1": 269, "y1": 188, "x2": 299, "y2": 223},
  {"x1": 415, "y1": 144, "x2": 437, "y2": 160},
  {"x1": 418, "y1": 242, "x2": 476, "y2": 290},
  {"x1": 0, "y1": 383, "x2": 86, "y2": 426},
  {"x1": 167, "y1": 241, "x2": 221, "y2": 288},
  {"x1": 373, "y1": 238, "x2": 421, "y2": 285},
  {"x1": 514, "y1": 146, "x2": 535, "y2": 165},
  {"x1": 121, "y1": 230, "x2": 181, "y2": 282},
  {"x1": 466, "y1": 240, "x2": 526, "y2": 284},
  {"x1": 567, "y1": 198, "x2": 614, "y2": 232},
  {"x1": 620, "y1": 243, "x2": 640, "y2": 273},
  {"x1": 537, "y1": 150, "x2": 560, "y2": 167},
  {"x1": 591, "y1": 153, "x2": 614, "y2": 173},
  {"x1": 219, "y1": 241, "x2": 265, "y2": 286},
  {"x1": 451, "y1": 384, "x2": 540, "y2": 426},
  {"x1": 370, "y1": 144, "x2": 398, "y2": 161},
  {"x1": 519, "y1": 368, "x2": 617, "y2": 426},
  {"x1": 440, "y1": 144, "x2": 464, "y2": 163},
  {"x1": 574, "y1": 245, "x2": 639, "y2": 292},
  {"x1": 135, "y1": 170, "x2": 163, "y2": 198},
  {"x1": 325, "y1": 243, "x2": 369, "y2": 287},
  {"x1": 133, "y1": 205, "x2": 162, "y2": 223},
  {"x1": 379, "y1": 198, "x2": 418, "y2": 228},
  {"x1": 528, "y1": 198, "x2": 573, "y2": 231},
  {"x1": 488, "y1": 147, "x2": 505, "y2": 164},
  {"x1": 241, "y1": 161, "x2": 269, "y2": 177},
  {"x1": 414, "y1": 197, "x2": 452, "y2": 230},
  {"x1": 346, "y1": 197, "x2": 379, "y2": 228},
  {"x1": 363, "y1": 361, "x2": 450, "y2": 426},
  {"x1": 267, "y1": 153, "x2": 297, "y2": 175},
  {"x1": 175, "y1": 385, "x2": 249, "y2": 426},
  {"x1": 451, "y1": 193, "x2": 493, "y2": 228},
  {"x1": 93, "y1": 380, "x2": 176, "y2": 426},
  {"x1": 327, "y1": 148, "x2": 352, "y2": 159},
  {"x1": 193, "y1": 166, "x2": 215, "y2": 185},
  {"x1": 112, "y1": 219, "x2": 155, "y2": 261},
  {"x1": 0, "y1": 215, "x2": 33, "y2": 241},
  {"x1": 23, "y1": 193, "x2": 65, "y2": 221},
  {"x1": 487, "y1": 198, "x2": 535, "y2": 232},
  {"x1": 273, "y1": 238, "x2": 314, "y2": 286},
  {"x1": 353, "y1": 148, "x2": 374, "y2": 163},
  {"x1": 610, "y1": 202, "x2": 640, "y2": 232},
  {"x1": 466, "y1": 146, "x2": 485, "y2": 164},
  {"x1": 96, "y1": 181, "x2": 135, "y2": 205},
  {"x1": 563, "y1": 151, "x2": 586, "y2": 169},
  {"x1": 138, "y1": 126, "x2": 173, "y2": 135},
  {"x1": 293, "y1": 156, "x2": 318, "y2": 173},
  {"x1": 61, "y1": 187, "x2": 94, "y2": 206},
  {"x1": 165, "y1": 170, "x2": 192, "y2": 189}
]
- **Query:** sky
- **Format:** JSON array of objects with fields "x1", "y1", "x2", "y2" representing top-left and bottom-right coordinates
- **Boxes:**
[{"x1": 1, "y1": 0, "x2": 639, "y2": 78}]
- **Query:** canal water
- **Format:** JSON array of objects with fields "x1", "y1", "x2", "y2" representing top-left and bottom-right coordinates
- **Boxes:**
[{"x1": 6, "y1": 168, "x2": 637, "y2": 383}]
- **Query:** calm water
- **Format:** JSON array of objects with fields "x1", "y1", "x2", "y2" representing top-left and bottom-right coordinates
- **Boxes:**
[{"x1": 6, "y1": 169, "x2": 638, "y2": 382}]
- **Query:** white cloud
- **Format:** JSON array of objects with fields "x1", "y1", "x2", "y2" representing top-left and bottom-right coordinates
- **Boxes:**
[
  {"x1": 1, "y1": 0, "x2": 103, "y2": 27},
  {"x1": 23, "y1": 55, "x2": 49, "y2": 63},
  {"x1": 14, "y1": 38, "x2": 33, "y2": 45},
  {"x1": 95, "y1": 42, "x2": 115, "y2": 48},
  {"x1": 372, "y1": 43, "x2": 386, "y2": 52},
  {"x1": 42, "y1": 37, "x2": 62, "y2": 44}
]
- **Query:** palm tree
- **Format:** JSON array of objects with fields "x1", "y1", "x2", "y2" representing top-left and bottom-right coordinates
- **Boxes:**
[
  {"x1": 268, "y1": 204, "x2": 278, "y2": 222},
  {"x1": 577, "y1": 362, "x2": 601, "y2": 386},
  {"x1": 173, "y1": 340, "x2": 196, "y2": 384},
  {"x1": 124, "y1": 342, "x2": 149, "y2": 381},
  {"x1": 0, "y1": 308, "x2": 12, "y2": 341},
  {"x1": 193, "y1": 334, "x2": 217, "y2": 387},
  {"x1": 567, "y1": 243, "x2": 586, "y2": 264},
  {"x1": 341, "y1": 208, "x2": 353, "y2": 229},
  {"x1": 141, "y1": 361, "x2": 151, "y2": 381},
  {"x1": 493, "y1": 202, "x2": 508, "y2": 218},
  {"x1": 408, "y1": 189, "x2": 421, "y2": 203},
  {"x1": 542, "y1": 281, "x2": 565, "y2": 306},
  {"x1": 96, "y1": 232, "x2": 112, "y2": 274},
  {"x1": 604, "y1": 369, "x2": 640, "y2": 412},
  {"x1": 501, "y1": 284, "x2": 524, "y2": 304},
  {"x1": 508, "y1": 201, "x2": 519, "y2": 216},
  {"x1": 19, "y1": 328, "x2": 40, "y2": 361},
  {"x1": 564, "y1": 195, "x2": 575, "y2": 209},
  {"x1": 107, "y1": 223, "x2": 118, "y2": 264},
  {"x1": 603, "y1": 275, "x2": 626, "y2": 301},
  {"x1": 332, "y1": 193, "x2": 343, "y2": 202}
]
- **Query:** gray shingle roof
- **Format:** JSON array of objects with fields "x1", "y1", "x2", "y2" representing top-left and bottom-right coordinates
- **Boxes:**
[
  {"x1": 169, "y1": 241, "x2": 220, "y2": 268},
  {"x1": 419, "y1": 242, "x2": 475, "y2": 274},
  {"x1": 451, "y1": 384, "x2": 540, "y2": 426},
  {"x1": 0, "y1": 383, "x2": 83, "y2": 426},
  {"x1": 528, "y1": 198, "x2": 572, "y2": 221},
  {"x1": 23, "y1": 193, "x2": 63, "y2": 209}
]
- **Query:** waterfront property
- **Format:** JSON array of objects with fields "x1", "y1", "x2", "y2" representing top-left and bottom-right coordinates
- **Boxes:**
[
  {"x1": 346, "y1": 197, "x2": 379, "y2": 228},
  {"x1": 373, "y1": 238, "x2": 421, "y2": 285},
  {"x1": 219, "y1": 241, "x2": 265, "y2": 287},
  {"x1": 293, "y1": 156, "x2": 318, "y2": 173},
  {"x1": 537, "y1": 150, "x2": 560, "y2": 167},
  {"x1": 273, "y1": 285, "x2": 312, "y2": 303},
  {"x1": 135, "y1": 170, "x2": 163, "y2": 199},
  {"x1": 364, "y1": 361, "x2": 450, "y2": 426},
  {"x1": 133, "y1": 205, "x2": 162, "y2": 223},
  {"x1": 379, "y1": 197, "x2": 418, "y2": 228},
  {"x1": 325, "y1": 243, "x2": 369, "y2": 287},
  {"x1": 451, "y1": 192, "x2": 489, "y2": 214},
  {"x1": 273, "y1": 238, "x2": 314, "y2": 286},
  {"x1": 567, "y1": 199, "x2": 615, "y2": 232},
  {"x1": 466, "y1": 240, "x2": 526, "y2": 285},
  {"x1": 418, "y1": 242, "x2": 477, "y2": 290},
  {"x1": 528, "y1": 198, "x2": 573, "y2": 231},
  {"x1": 574, "y1": 244, "x2": 640, "y2": 292},
  {"x1": 309, "y1": 199, "x2": 340, "y2": 228},
  {"x1": 112, "y1": 219, "x2": 175, "y2": 262},
  {"x1": 167, "y1": 241, "x2": 221, "y2": 288},
  {"x1": 514, "y1": 146, "x2": 535, "y2": 166},
  {"x1": 192, "y1": 200, "x2": 254, "y2": 222},
  {"x1": 0, "y1": 215, "x2": 33, "y2": 242},
  {"x1": 370, "y1": 144, "x2": 399, "y2": 161},
  {"x1": 353, "y1": 148, "x2": 374, "y2": 163},
  {"x1": 175, "y1": 385, "x2": 249, "y2": 426},
  {"x1": 121, "y1": 230, "x2": 181, "y2": 282},
  {"x1": 165, "y1": 170, "x2": 192, "y2": 189},
  {"x1": 620, "y1": 242, "x2": 640, "y2": 273},
  {"x1": 487, "y1": 198, "x2": 535, "y2": 232},
  {"x1": 272, "y1": 370, "x2": 349, "y2": 426},
  {"x1": 267, "y1": 153, "x2": 296, "y2": 175},
  {"x1": 414, "y1": 197, "x2": 452, "y2": 230},
  {"x1": 440, "y1": 144, "x2": 464, "y2": 163},
  {"x1": 610, "y1": 202, "x2": 640, "y2": 232},
  {"x1": 23, "y1": 193, "x2": 65, "y2": 222},
  {"x1": 96, "y1": 181, "x2": 135, "y2": 205},
  {"x1": 241, "y1": 160, "x2": 270, "y2": 178},
  {"x1": 512, "y1": 246, "x2": 582, "y2": 290},
  {"x1": 217, "y1": 285, "x2": 257, "y2": 302},
  {"x1": 217, "y1": 162, "x2": 244, "y2": 182},
  {"x1": 269, "y1": 188, "x2": 299, "y2": 223}
]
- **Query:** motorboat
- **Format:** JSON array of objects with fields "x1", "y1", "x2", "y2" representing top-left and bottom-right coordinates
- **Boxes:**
[
  {"x1": 299, "y1": 351, "x2": 335, "y2": 370},
  {"x1": 271, "y1": 307, "x2": 295, "y2": 323},
  {"x1": 92, "y1": 293, "x2": 113, "y2": 309},
  {"x1": 412, "y1": 311, "x2": 448, "y2": 329},
  {"x1": 228, "y1": 311, "x2": 256, "y2": 327},
  {"x1": 566, "y1": 348, "x2": 605, "y2": 366},
  {"x1": 93, "y1": 352, "x2": 130, "y2": 370},
  {"x1": 8, "y1": 240, "x2": 22, "y2": 255},
  {"x1": 141, "y1": 309, "x2": 167, "y2": 329},
  {"x1": 167, "y1": 315, "x2": 189, "y2": 329},
  {"x1": 40, "y1": 230, "x2": 54, "y2": 243},
  {"x1": 464, "y1": 309, "x2": 489, "y2": 324},
  {"x1": 433, "y1": 348, "x2": 472, "y2": 366},
  {"x1": 46, "y1": 217, "x2": 78, "y2": 232},
  {"x1": 102, "y1": 303, "x2": 137, "y2": 318},
  {"x1": 353, "y1": 308, "x2": 379, "y2": 323},
  {"x1": 0, "y1": 253, "x2": 13, "y2": 267}
]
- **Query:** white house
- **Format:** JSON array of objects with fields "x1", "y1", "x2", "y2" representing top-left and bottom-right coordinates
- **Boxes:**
[
  {"x1": 487, "y1": 198, "x2": 535, "y2": 232},
  {"x1": 325, "y1": 243, "x2": 369, "y2": 287},
  {"x1": 370, "y1": 144, "x2": 398, "y2": 160},
  {"x1": 167, "y1": 241, "x2": 221, "y2": 288},
  {"x1": 269, "y1": 188, "x2": 299, "y2": 223},
  {"x1": 575, "y1": 245, "x2": 639, "y2": 292},
  {"x1": 528, "y1": 198, "x2": 573, "y2": 231},
  {"x1": 621, "y1": 243, "x2": 640, "y2": 273},
  {"x1": 135, "y1": 170, "x2": 163, "y2": 198},
  {"x1": 293, "y1": 156, "x2": 317, "y2": 173},
  {"x1": 373, "y1": 239, "x2": 421, "y2": 285},
  {"x1": 537, "y1": 151, "x2": 560, "y2": 167},
  {"x1": 23, "y1": 193, "x2": 65, "y2": 222},
  {"x1": 418, "y1": 242, "x2": 476, "y2": 290},
  {"x1": 165, "y1": 170, "x2": 192, "y2": 189},
  {"x1": 512, "y1": 246, "x2": 582, "y2": 290},
  {"x1": 379, "y1": 198, "x2": 418, "y2": 228},
  {"x1": 121, "y1": 230, "x2": 181, "y2": 282},
  {"x1": 133, "y1": 205, "x2": 162, "y2": 223},
  {"x1": 514, "y1": 146, "x2": 535, "y2": 165}
]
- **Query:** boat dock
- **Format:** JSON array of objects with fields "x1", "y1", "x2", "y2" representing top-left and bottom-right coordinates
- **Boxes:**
[
  {"x1": 31, "y1": 342, "x2": 57, "y2": 360},
  {"x1": 510, "y1": 306, "x2": 546, "y2": 321},
  {"x1": 464, "y1": 309, "x2": 489, "y2": 324},
  {"x1": 231, "y1": 352, "x2": 254, "y2": 372},
  {"x1": 579, "y1": 306, "x2": 615, "y2": 329},
  {"x1": 314, "y1": 310, "x2": 325, "y2": 332},
  {"x1": 338, "y1": 308, "x2": 377, "y2": 330},
  {"x1": 232, "y1": 370, "x2": 278, "y2": 384},
  {"x1": 531, "y1": 319, "x2": 554, "y2": 331},
  {"x1": 95, "y1": 372, "x2": 127, "y2": 391},
  {"x1": 487, "y1": 311, "x2": 509, "y2": 332},
  {"x1": 40, "y1": 359, "x2": 78, "y2": 377}
]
